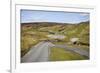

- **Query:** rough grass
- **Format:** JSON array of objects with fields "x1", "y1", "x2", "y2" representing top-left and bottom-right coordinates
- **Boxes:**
[
  {"x1": 21, "y1": 35, "x2": 39, "y2": 57},
  {"x1": 50, "y1": 47, "x2": 88, "y2": 61}
]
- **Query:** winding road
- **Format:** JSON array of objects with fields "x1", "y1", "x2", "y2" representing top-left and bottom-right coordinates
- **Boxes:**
[
  {"x1": 21, "y1": 41, "x2": 54, "y2": 63},
  {"x1": 21, "y1": 41, "x2": 89, "y2": 63}
]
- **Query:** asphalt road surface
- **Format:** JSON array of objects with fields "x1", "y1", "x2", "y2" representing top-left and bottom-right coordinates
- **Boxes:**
[
  {"x1": 21, "y1": 41, "x2": 54, "y2": 63},
  {"x1": 21, "y1": 41, "x2": 89, "y2": 63}
]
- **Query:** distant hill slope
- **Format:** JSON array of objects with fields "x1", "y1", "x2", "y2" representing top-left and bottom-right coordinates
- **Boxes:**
[
  {"x1": 21, "y1": 21, "x2": 89, "y2": 29},
  {"x1": 21, "y1": 21, "x2": 89, "y2": 26},
  {"x1": 21, "y1": 21, "x2": 89, "y2": 43}
]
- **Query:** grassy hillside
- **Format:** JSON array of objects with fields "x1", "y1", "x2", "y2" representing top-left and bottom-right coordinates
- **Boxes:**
[{"x1": 21, "y1": 21, "x2": 89, "y2": 58}]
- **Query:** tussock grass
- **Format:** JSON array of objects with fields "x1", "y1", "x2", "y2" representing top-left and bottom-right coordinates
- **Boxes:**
[{"x1": 21, "y1": 35, "x2": 39, "y2": 57}]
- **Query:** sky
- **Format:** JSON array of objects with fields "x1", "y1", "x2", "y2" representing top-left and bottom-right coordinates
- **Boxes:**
[{"x1": 21, "y1": 10, "x2": 89, "y2": 24}]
